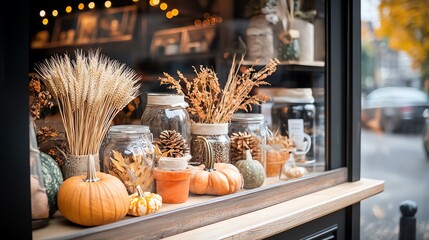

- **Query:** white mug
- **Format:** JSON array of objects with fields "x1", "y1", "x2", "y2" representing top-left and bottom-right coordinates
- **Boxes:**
[{"x1": 291, "y1": 133, "x2": 312, "y2": 155}]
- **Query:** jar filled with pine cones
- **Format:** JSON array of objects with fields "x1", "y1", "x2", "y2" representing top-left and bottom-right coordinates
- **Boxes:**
[
  {"x1": 141, "y1": 93, "x2": 191, "y2": 150},
  {"x1": 153, "y1": 129, "x2": 191, "y2": 171},
  {"x1": 229, "y1": 113, "x2": 270, "y2": 168}
]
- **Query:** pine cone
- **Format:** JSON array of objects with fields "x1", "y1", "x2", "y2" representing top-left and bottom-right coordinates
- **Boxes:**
[
  {"x1": 230, "y1": 132, "x2": 261, "y2": 164},
  {"x1": 154, "y1": 130, "x2": 189, "y2": 158}
]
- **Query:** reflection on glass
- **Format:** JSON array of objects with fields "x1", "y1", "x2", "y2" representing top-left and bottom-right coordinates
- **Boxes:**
[{"x1": 29, "y1": 0, "x2": 326, "y2": 212}]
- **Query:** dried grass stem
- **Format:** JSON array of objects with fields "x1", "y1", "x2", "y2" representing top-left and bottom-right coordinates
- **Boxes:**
[
  {"x1": 35, "y1": 49, "x2": 141, "y2": 155},
  {"x1": 160, "y1": 54, "x2": 279, "y2": 123}
]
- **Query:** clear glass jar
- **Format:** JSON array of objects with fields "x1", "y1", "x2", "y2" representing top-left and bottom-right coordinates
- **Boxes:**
[
  {"x1": 229, "y1": 113, "x2": 270, "y2": 169},
  {"x1": 190, "y1": 123, "x2": 230, "y2": 166},
  {"x1": 29, "y1": 116, "x2": 50, "y2": 227},
  {"x1": 101, "y1": 125, "x2": 155, "y2": 194},
  {"x1": 141, "y1": 93, "x2": 191, "y2": 149},
  {"x1": 271, "y1": 88, "x2": 316, "y2": 164}
]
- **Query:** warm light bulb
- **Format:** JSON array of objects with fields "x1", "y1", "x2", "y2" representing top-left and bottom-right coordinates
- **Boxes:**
[
  {"x1": 39, "y1": 10, "x2": 46, "y2": 17},
  {"x1": 166, "y1": 11, "x2": 173, "y2": 19},
  {"x1": 42, "y1": 18, "x2": 49, "y2": 25},
  {"x1": 78, "y1": 3, "x2": 85, "y2": 10},
  {"x1": 132, "y1": 0, "x2": 139, "y2": 2},
  {"x1": 52, "y1": 10, "x2": 58, "y2": 17},
  {"x1": 160, "y1": 3, "x2": 167, "y2": 10},
  {"x1": 171, "y1": 9, "x2": 179, "y2": 16},
  {"x1": 104, "y1": 1, "x2": 112, "y2": 8},
  {"x1": 88, "y1": 2, "x2": 95, "y2": 9},
  {"x1": 65, "y1": 6, "x2": 72, "y2": 13},
  {"x1": 150, "y1": 0, "x2": 160, "y2": 6}
]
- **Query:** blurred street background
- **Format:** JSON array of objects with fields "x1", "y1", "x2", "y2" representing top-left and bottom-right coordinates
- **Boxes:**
[
  {"x1": 360, "y1": 129, "x2": 429, "y2": 239},
  {"x1": 360, "y1": 0, "x2": 429, "y2": 239}
]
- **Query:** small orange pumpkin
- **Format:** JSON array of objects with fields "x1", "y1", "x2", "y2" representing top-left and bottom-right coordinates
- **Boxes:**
[
  {"x1": 57, "y1": 155, "x2": 129, "y2": 226},
  {"x1": 128, "y1": 185, "x2": 162, "y2": 216},
  {"x1": 189, "y1": 137, "x2": 243, "y2": 195}
]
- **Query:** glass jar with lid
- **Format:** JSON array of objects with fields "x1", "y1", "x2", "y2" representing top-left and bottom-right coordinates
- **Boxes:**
[
  {"x1": 101, "y1": 125, "x2": 155, "y2": 194},
  {"x1": 229, "y1": 113, "x2": 271, "y2": 169},
  {"x1": 271, "y1": 88, "x2": 316, "y2": 164},
  {"x1": 141, "y1": 93, "x2": 191, "y2": 149},
  {"x1": 29, "y1": 116, "x2": 50, "y2": 228}
]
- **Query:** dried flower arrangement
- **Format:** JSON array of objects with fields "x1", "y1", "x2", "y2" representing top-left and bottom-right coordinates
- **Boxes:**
[
  {"x1": 34, "y1": 49, "x2": 141, "y2": 156},
  {"x1": 29, "y1": 74, "x2": 69, "y2": 166},
  {"x1": 244, "y1": 0, "x2": 279, "y2": 25},
  {"x1": 29, "y1": 75, "x2": 54, "y2": 119},
  {"x1": 108, "y1": 150, "x2": 154, "y2": 194},
  {"x1": 268, "y1": 130, "x2": 295, "y2": 152},
  {"x1": 159, "y1": 55, "x2": 280, "y2": 124}
]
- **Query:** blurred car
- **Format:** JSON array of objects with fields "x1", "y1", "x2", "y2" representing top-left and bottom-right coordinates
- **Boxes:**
[{"x1": 361, "y1": 86, "x2": 429, "y2": 133}]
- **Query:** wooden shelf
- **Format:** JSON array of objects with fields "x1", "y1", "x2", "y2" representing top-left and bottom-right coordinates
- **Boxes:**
[
  {"x1": 239, "y1": 60, "x2": 325, "y2": 73},
  {"x1": 33, "y1": 168, "x2": 350, "y2": 240},
  {"x1": 151, "y1": 52, "x2": 218, "y2": 62},
  {"x1": 241, "y1": 60, "x2": 325, "y2": 67}
]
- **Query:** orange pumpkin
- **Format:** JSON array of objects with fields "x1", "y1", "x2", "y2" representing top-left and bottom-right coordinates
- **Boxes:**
[
  {"x1": 57, "y1": 155, "x2": 129, "y2": 226},
  {"x1": 189, "y1": 137, "x2": 243, "y2": 195},
  {"x1": 128, "y1": 185, "x2": 162, "y2": 216}
]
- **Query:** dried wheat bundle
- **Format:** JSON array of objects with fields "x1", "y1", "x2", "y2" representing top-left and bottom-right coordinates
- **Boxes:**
[
  {"x1": 34, "y1": 49, "x2": 141, "y2": 155},
  {"x1": 160, "y1": 54, "x2": 280, "y2": 123}
]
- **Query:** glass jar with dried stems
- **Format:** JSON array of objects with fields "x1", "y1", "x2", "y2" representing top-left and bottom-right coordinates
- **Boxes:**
[
  {"x1": 159, "y1": 54, "x2": 280, "y2": 167},
  {"x1": 34, "y1": 49, "x2": 141, "y2": 179}
]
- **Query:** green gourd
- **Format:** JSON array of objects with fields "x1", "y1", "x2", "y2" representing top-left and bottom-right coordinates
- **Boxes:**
[
  {"x1": 235, "y1": 149, "x2": 265, "y2": 189},
  {"x1": 40, "y1": 152, "x2": 63, "y2": 217}
]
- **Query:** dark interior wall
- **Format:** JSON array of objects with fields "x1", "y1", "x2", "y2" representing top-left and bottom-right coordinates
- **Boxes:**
[{"x1": 0, "y1": 0, "x2": 31, "y2": 237}]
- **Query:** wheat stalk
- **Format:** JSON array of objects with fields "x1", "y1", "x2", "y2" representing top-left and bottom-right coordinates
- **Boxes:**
[
  {"x1": 160, "y1": 54, "x2": 279, "y2": 123},
  {"x1": 34, "y1": 49, "x2": 141, "y2": 155}
]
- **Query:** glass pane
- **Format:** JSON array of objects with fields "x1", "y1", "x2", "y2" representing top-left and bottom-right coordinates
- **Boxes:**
[
  {"x1": 361, "y1": 0, "x2": 429, "y2": 239},
  {"x1": 29, "y1": 0, "x2": 326, "y2": 221}
]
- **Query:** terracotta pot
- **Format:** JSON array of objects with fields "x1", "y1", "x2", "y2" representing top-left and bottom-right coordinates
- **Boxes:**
[
  {"x1": 266, "y1": 150, "x2": 290, "y2": 177},
  {"x1": 153, "y1": 168, "x2": 192, "y2": 204}
]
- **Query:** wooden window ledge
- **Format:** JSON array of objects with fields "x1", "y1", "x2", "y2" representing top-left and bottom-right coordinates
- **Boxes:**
[
  {"x1": 32, "y1": 169, "x2": 383, "y2": 240},
  {"x1": 166, "y1": 178, "x2": 384, "y2": 239}
]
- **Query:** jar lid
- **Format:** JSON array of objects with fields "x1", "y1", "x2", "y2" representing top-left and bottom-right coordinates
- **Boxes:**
[
  {"x1": 191, "y1": 123, "x2": 229, "y2": 135},
  {"x1": 272, "y1": 88, "x2": 314, "y2": 103},
  {"x1": 108, "y1": 125, "x2": 150, "y2": 135},
  {"x1": 147, "y1": 93, "x2": 188, "y2": 107},
  {"x1": 231, "y1": 113, "x2": 264, "y2": 123}
]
